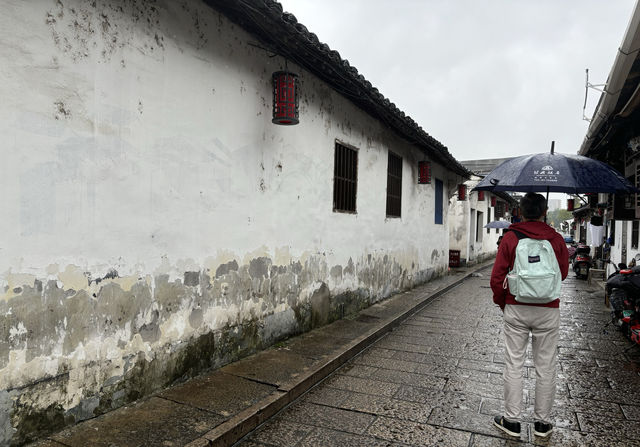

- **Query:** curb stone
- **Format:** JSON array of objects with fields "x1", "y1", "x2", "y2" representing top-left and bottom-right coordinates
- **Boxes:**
[{"x1": 197, "y1": 261, "x2": 495, "y2": 447}]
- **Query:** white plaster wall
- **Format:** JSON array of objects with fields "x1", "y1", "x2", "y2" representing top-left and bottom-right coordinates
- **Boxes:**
[
  {"x1": 475, "y1": 194, "x2": 501, "y2": 257},
  {"x1": 448, "y1": 180, "x2": 500, "y2": 265},
  {"x1": 608, "y1": 220, "x2": 623, "y2": 278},
  {"x1": 0, "y1": 0, "x2": 458, "y2": 290},
  {"x1": 466, "y1": 192, "x2": 500, "y2": 264},
  {"x1": 448, "y1": 196, "x2": 470, "y2": 261},
  {"x1": 482, "y1": 198, "x2": 502, "y2": 253},
  {"x1": 609, "y1": 221, "x2": 621, "y2": 266},
  {"x1": 0, "y1": 0, "x2": 463, "y2": 424},
  {"x1": 608, "y1": 220, "x2": 640, "y2": 270}
]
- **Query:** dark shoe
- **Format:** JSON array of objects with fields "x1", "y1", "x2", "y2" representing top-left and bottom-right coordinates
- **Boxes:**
[
  {"x1": 493, "y1": 415, "x2": 521, "y2": 437},
  {"x1": 534, "y1": 421, "x2": 553, "y2": 437}
]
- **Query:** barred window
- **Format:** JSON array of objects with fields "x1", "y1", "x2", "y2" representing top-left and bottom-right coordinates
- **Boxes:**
[
  {"x1": 386, "y1": 151, "x2": 402, "y2": 217},
  {"x1": 333, "y1": 142, "x2": 358, "y2": 213},
  {"x1": 495, "y1": 201, "x2": 505, "y2": 219}
]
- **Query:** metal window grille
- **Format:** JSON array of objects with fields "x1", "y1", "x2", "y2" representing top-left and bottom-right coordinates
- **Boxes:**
[
  {"x1": 386, "y1": 152, "x2": 402, "y2": 217},
  {"x1": 333, "y1": 142, "x2": 358, "y2": 213}
]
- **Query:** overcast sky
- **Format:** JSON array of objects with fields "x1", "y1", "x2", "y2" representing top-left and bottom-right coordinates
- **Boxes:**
[{"x1": 278, "y1": 0, "x2": 637, "y2": 162}]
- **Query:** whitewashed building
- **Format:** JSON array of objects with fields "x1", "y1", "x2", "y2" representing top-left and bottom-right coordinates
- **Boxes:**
[
  {"x1": 449, "y1": 159, "x2": 519, "y2": 266},
  {"x1": 448, "y1": 177, "x2": 515, "y2": 266},
  {"x1": 0, "y1": 0, "x2": 471, "y2": 443}
]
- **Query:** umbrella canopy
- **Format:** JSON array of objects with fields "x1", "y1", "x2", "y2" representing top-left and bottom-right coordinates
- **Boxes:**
[
  {"x1": 473, "y1": 152, "x2": 637, "y2": 194},
  {"x1": 484, "y1": 220, "x2": 511, "y2": 229}
]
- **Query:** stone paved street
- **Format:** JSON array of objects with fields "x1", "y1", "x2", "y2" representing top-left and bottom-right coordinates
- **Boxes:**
[{"x1": 234, "y1": 267, "x2": 640, "y2": 446}]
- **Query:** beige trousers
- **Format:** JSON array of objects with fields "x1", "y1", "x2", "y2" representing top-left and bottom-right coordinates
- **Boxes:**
[{"x1": 503, "y1": 304, "x2": 560, "y2": 423}]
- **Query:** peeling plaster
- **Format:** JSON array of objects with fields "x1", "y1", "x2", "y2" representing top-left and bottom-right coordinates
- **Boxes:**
[
  {"x1": 57, "y1": 265, "x2": 87, "y2": 291},
  {"x1": 0, "y1": 0, "x2": 455, "y2": 443}
]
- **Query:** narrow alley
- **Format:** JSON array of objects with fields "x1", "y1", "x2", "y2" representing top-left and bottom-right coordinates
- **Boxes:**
[
  {"x1": 6, "y1": 2, "x2": 640, "y2": 445},
  {"x1": 235, "y1": 269, "x2": 640, "y2": 447}
]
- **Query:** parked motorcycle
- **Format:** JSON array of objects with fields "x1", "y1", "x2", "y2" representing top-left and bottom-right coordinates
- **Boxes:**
[
  {"x1": 572, "y1": 244, "x2": 592, "y2": 279},
  {"x1": 604, "y1": 260, "x2": 640, "y2": 346}
]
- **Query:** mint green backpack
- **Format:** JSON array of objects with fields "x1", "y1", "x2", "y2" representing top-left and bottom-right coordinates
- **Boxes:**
[{"x1": 505, "y1": 231, "x2": 561, "y2": 304}]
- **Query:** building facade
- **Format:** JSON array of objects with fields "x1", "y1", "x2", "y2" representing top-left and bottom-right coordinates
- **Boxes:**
[
  {"x1": 0, "y1": 0, "x2": 469, "y2": 443},
  {"x1": 448, "y1": 178, "x2": 512, "y2": 266},
  {"x1": 579, "y1": 2, "x2": 640, "y2": 271}
]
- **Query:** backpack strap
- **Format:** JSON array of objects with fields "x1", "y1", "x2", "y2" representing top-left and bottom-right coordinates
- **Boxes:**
[
  {"x1": 510, "y1": 229, "x2": 528, "y2": 240},
  {"x1": 505, "y1": 229, "x2": 528, "y2": 290}
]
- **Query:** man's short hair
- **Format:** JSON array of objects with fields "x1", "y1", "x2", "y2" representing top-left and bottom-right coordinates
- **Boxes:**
[{"x1": 520, "y1": 192, "x2": 547, "y2": 220}]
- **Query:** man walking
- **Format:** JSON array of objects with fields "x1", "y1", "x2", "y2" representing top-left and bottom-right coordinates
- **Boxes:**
[{"x1": 490, "y1": 192, "x2": 569, "y2": 438}]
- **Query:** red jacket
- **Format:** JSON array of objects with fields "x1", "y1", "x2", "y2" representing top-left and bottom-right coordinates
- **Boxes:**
[{"x1": 490, "y1": 221, "x2": 569, "y2": 310}]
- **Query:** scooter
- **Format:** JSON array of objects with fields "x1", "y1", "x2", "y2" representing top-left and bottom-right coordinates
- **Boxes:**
[
  {"x1": 604, "y1": 260, "x2": 640, "y2": 346},
  {"x1": 572, "y1": 244, "x2": 592, "y2": 279},
  {"x1": 605, "y1": 260, "x2": 630, "y2": 326}
]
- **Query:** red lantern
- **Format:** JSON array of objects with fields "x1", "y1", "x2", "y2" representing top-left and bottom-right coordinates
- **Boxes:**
[
  {"x1": 458, "y1": 184, "x2": 467, "y2": 201},
  {"x1": 491, "y1": 196, "x2": 496, "y2": 207},
  {"x1": 418, "y1": 161, "x2": 431, "y2": 184},
  {"x1": 478, "y1": 191, "x2": 484, "y2": 200},
  {"x1": 567, "y1": 199, "x2": 574, "y2": 211},
  {"x1": 272, "y1": 71, "x2": 299, "y2": 125}
]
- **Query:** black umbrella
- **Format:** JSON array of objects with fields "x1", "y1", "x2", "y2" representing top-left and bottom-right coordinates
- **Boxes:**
[{"x1": 473, "y1": 148, "x2": 636, "y2": 194}]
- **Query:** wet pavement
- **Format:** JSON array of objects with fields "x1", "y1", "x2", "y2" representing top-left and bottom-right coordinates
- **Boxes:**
[{"x1": 235, "y1": 268, "x2": 640, "y2": 447}]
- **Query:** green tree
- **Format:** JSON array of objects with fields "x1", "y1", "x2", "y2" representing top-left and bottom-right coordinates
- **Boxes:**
[{"x1": 547, "y1": 209, "x2": 573, "y2": 229}]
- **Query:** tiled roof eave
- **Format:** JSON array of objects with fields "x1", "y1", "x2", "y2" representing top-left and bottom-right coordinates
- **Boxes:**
[{"x1": 204, "y1": 0, "x2": 472, "y2": 178}]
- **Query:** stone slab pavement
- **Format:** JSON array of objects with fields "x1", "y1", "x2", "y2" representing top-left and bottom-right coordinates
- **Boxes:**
[
  {"x1": 29, "y1": 261, "x2": 494, "y2": 447},
  {"x1": 234, "y1": 267, "x2": 640, "y2": 447}
]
